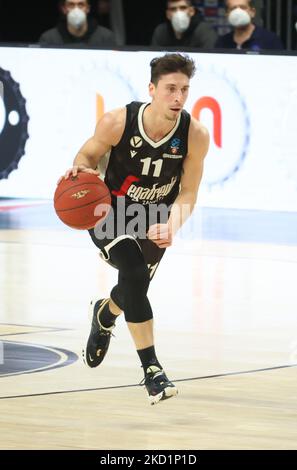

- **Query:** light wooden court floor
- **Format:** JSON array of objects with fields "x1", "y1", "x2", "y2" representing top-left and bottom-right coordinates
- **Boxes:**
[{"x1": 0, "y1": 215, "x2": 297, "y2": 450}]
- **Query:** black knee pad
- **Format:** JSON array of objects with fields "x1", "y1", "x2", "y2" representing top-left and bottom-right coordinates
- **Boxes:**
[
  {"x1": 124, "y1": 263, "x2": 150, "y2": 289},
  {"x1": 121, "y1": 263, "x2": 152, "y2": 323},
  {"x1": 111, "y1": 263, "x2": 150, "y2": 303},
  {"x1": 124, "y1": 299, "x2": 153, "y2": 323},
  {"x1": 110, "y1": 285, "x2": 124, "y2": 311},
  {"x1": 110, "y1": 284, "x2": 153, "y2": 323},
  {"x1": 102, "y1": 237, "x2": 154, "y2": 323}
]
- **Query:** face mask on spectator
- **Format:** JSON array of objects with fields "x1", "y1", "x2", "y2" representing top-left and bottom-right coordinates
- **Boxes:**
[
  {"x1": 171, "y1": 11, "x2": 191, "y2": 33},
  {"x1": 228, "y1": 7, "x2": 251, "y2": 27},
  {"x1": 67, "y1": 7, "x2": 87, "y2": 29}
]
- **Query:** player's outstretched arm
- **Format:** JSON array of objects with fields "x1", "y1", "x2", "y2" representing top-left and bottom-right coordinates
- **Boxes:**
[
  {"x1": 58, "y1": 108, "x2": 126, "y2": 183},
  {"x1": 168, "y1": 118, "x2": 209, "y2": 235},
  {"x1": 147, "y1": 118, "x2": 209, "y2": 248}
]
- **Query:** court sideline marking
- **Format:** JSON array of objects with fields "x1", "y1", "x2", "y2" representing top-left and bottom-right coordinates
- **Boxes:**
[{"x1": 0, "y1": 362, "x2": 296, "y2": 400}]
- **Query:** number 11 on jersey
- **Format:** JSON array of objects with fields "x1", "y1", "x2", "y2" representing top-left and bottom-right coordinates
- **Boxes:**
[{"x1": 140, "y1": 158, "x2": 163, "y2": 177}]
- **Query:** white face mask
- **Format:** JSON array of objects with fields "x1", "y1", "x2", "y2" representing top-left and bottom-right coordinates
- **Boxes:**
[
  {"x1": 171, "y1": 10, "x2": 191, "y2": 34},
  {"x1": 67, "y1": 7, "x2": 87, "y2": 29},
  {"x1": 228, "y1": 7, "x2": 251, "y2": 27}
]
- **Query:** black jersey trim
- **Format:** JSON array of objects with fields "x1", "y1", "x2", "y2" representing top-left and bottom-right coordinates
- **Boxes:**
[{"x1": 182, "y1": 111, "x2": 191, "y2": 157}]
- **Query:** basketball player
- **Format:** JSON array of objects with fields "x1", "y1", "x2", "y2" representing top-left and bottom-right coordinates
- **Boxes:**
[{"x1": 60, "y1": 53, "x2": 209, "y2": 405}]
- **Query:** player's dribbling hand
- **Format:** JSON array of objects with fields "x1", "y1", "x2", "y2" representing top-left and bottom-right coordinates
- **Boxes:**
[
  {"x1": 147, "y1": 223, "x2": 173, "y2": 248},
  {"x1": 57, "y1": 165, "x2": 100, "y2": 185}
]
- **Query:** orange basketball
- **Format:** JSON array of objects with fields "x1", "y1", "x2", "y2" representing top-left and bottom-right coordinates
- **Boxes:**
[{"x1": 54, "y1": 172, "x2": 111, "y2": 230}]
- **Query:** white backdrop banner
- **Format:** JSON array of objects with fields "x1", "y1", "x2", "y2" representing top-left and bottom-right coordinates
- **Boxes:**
[{"x1": 0, "y1": 47, "x2": 296, "y2": 211}]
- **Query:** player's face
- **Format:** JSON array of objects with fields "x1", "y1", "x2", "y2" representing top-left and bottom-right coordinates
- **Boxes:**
[{"x1": 149, "y1": 72, "x2": 190, "y2": 122}]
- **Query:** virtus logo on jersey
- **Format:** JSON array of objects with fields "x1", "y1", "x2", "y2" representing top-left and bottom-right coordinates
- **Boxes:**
[
  {"x1": 189, "y1": 69, "x2": 250, "y2": 189},
  {"x1": 130, "y1": 136, "x2": 143, "y2": 148}
]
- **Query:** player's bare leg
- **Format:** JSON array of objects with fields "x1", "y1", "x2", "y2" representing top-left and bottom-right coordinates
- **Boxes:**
[
  {"x1": 127, "y1": 319, "x2": 154, "y2": 350},
  {"x1": 109, "y1": 298, "x2": 122, "y2": 315}
]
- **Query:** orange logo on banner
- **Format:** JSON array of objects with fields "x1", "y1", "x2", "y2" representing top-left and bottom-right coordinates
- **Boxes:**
[
  {"x1": 192, "y1": 97, "x2": 222, "y2": 148},
  {"x1": 96, "y1": 94, "x2": 105, "y2": 121}
]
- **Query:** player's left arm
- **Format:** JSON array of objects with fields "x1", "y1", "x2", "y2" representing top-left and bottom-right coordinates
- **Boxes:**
[
  {"x1": 147, "y1": 118, "x2": 209, "y2": 248},
  {"x1": 169, "y1": 118, "x2": 209, "y2": 234}
]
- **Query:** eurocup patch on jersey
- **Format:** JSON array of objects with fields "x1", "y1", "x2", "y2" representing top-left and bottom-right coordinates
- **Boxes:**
[{"x1": 170, "y1": 138, "x2": 181, "y2": 154}]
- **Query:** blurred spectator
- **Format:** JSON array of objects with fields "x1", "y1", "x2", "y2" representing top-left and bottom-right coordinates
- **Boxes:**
[
  {"x1": 151, "y1": 0, "x2": 217, "y2": 49},
  {"x1": 39, "y1": 0, "x2": 116, "y2": 47},
  {"x1": 96, "y1": 0, "x2": 126, "y2": 46},
  {"x1": 215, "y1": 0, "x2": 283, "y2": 50},
  {"x1": 96, "y1": 0, "x2": 111, "y2": 29}
]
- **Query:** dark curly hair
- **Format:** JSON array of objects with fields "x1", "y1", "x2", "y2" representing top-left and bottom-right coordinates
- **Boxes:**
[{"x1": 150, "y1": 53, "x2": 196, "y2": 85}]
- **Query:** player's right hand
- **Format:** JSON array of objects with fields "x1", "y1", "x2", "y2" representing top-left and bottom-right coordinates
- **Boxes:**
[{"x1": 57, "y1": 165, "x2": 100, "y2": 185}]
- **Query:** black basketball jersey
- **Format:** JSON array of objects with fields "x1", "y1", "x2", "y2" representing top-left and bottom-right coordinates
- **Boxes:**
[{"x1": 104, "y1": 101, "x2": 191, "y2": 208}]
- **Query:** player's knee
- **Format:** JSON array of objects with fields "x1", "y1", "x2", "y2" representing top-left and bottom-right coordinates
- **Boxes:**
[
  {"x1": 124, "y1": 308, "x2": 153, "y2": 323},
  {"x1": 124, "y1": 295, "x2": 153, "y2": 323},
  {"x1": 110, "y1": 286, "x2": 124, "y2": 311},
  {"x1": 124, "y1": 263, "x2": 150, "y2": 289}
]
